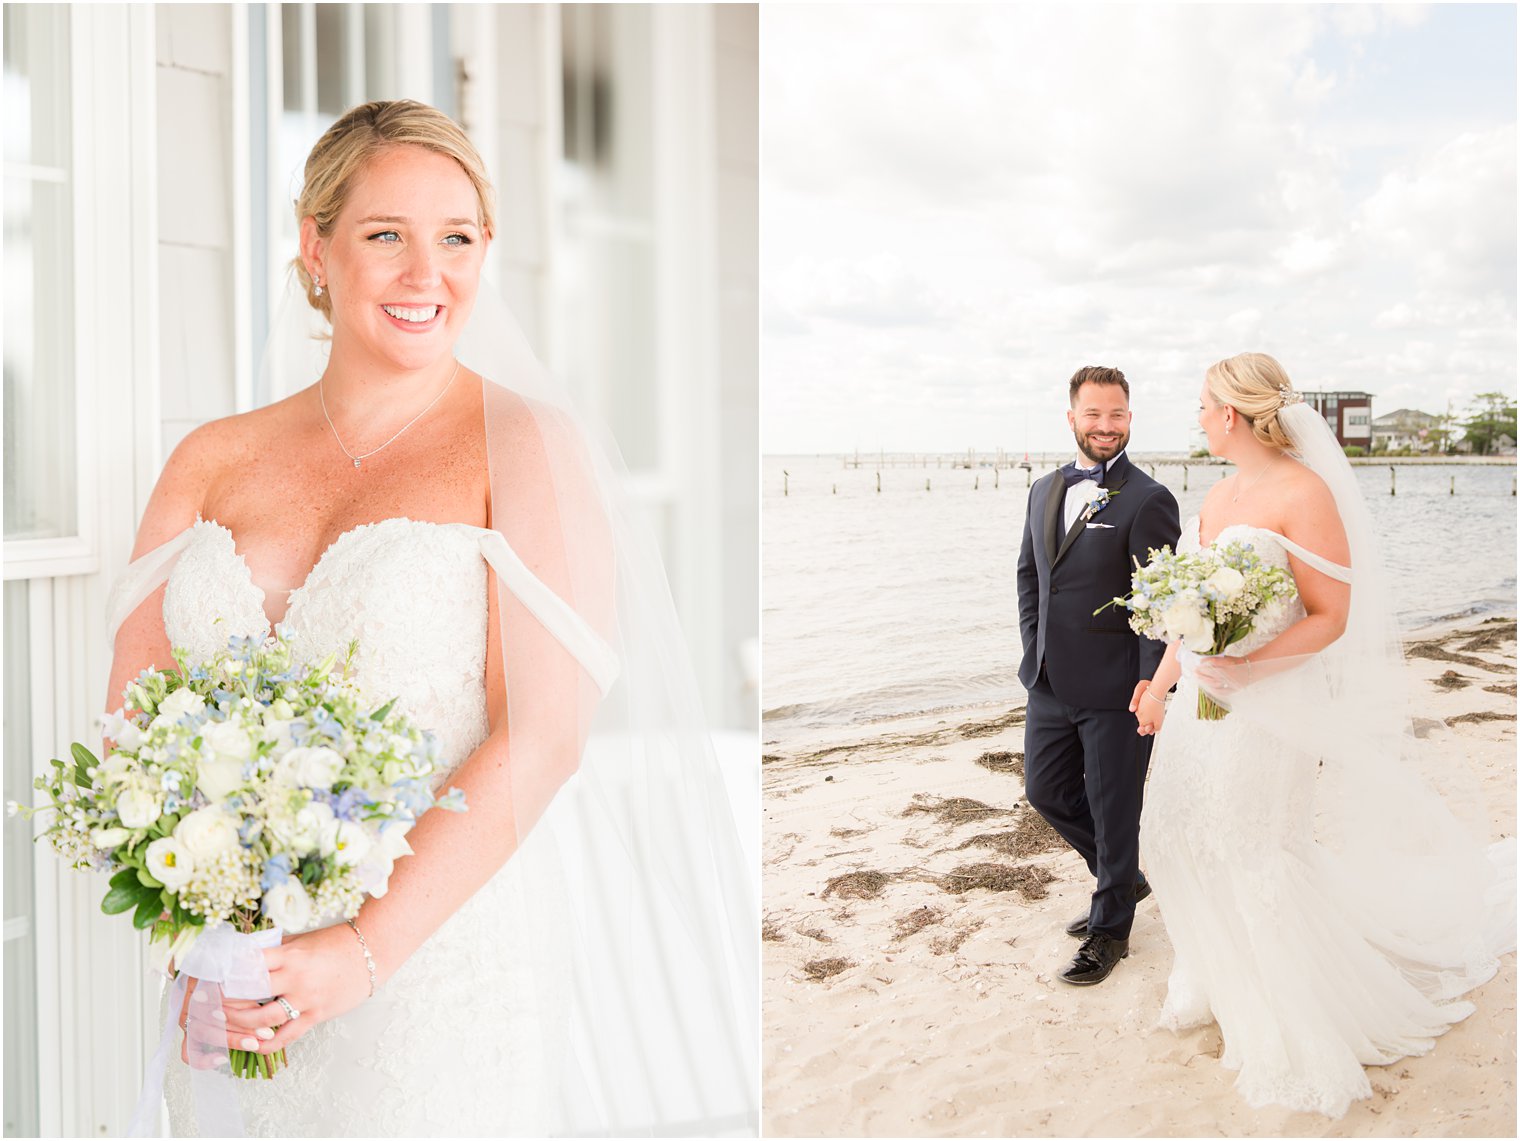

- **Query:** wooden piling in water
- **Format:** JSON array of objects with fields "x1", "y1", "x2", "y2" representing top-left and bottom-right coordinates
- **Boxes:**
[
  {"x1": 876, "y1": 471, "x2": 881, "y2": 494},
  {"x1": 926, "y1": 478, "x2": 931, "y2": 492},
  {"x1": 1182, "y1": 465, "x2": 1188, "y2": 491},
  {"x1": 783, "y1": 469, "x2": 789, "y2": 497},
  {"x1": 1389, "y1": 466, "x2": 1396, "y2": 496}
]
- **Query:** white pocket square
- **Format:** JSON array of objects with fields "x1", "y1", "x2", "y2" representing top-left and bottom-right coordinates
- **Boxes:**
[{"x1": 1085, "y1": 522, "x2": 1115, "y2": 529}]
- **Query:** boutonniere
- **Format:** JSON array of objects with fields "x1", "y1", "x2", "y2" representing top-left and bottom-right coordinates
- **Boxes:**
[{"x1": 1079, "y1": 487, "x2": 1119, "y2": 525}]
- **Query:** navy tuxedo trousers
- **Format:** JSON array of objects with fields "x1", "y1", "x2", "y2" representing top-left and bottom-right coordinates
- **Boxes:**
[{"x1": 1023, "y1": 670, "x2": 1153, "y2": 940}]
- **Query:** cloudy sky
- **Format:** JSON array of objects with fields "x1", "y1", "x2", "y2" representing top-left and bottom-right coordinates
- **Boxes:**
[{"x1": 761, "y1": 3, "x2": 1516, "y2": 455}]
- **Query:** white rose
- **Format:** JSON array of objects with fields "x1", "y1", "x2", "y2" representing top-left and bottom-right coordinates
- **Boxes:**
[
  {"x1": 1162, "y1": 594, "x2": 1214, "y2": 653},
  {"x1": 326, "y1": 820, "x2": 372, "y2": 867},
  {"x1": 1130, "y1": 594, "x2": 1150, "y2": 611},
  {"x1": 262, "y1": 879, "x2": 315, "y2": 934},
  {"x1": 145, "y1": 836, "x2": 196, "y2": 890},
  {"x1": 91, "y1": 826, "x2": 132, "y2": 849},
  {"x1": 378, "y1": 821, "x2": 414, "y2": 861},
  {"x1": 203, "y1": 721, "x2": 252, "y2": 762},
  {"x1": 174, "y1": 806, "x2": 242, "y2": 862},
  {"x1": 355, "y1": 847, "x2": 396, "y2": 896},
  {"x1": 195, "y1": 756, "x2": 247, "y2": 801},
  {"x1": 116, "y1": 785, "x2": 163, "y2": 830},
  {"x1": 1203, "y1": 566, "x2": 1246, "y2": 601},
  {"x1": 97, "y1": 753, "x2": 136, "y2": 787},
  {"x1": 158, "y1": 688, "x2": 206, "y2": 722},
  {"x1": 273, "y1": 747, "x2": 342, "y2": 789},
  {"x1": 293, "y1": 747, "x2": 345, "y2": 791},
  {"x1": 269, "y1": 800, "x2": 335, "y2": 858},
  {"x1": 355, "y1": 822, "x2": 414, "y2": 896},
  {"x1": 115, "y1": 721, "x2": 144, "y2": 750}
]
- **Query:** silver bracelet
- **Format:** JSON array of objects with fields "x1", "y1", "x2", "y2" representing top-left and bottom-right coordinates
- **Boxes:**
[
  {"x1": 346, "y1": 918, "x2": 378, "y2": 998},
  {"x1": 1142, "y1": 688, "x2": 1167, "y2": 706}
]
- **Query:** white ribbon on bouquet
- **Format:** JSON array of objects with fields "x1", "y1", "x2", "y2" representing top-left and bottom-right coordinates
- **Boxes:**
[{"x1": 128, "y1": 925, "x2": 283, "y2": 1137}]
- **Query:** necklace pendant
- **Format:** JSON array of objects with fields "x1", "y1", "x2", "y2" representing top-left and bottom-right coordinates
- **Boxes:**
[{"x1": 353, "y1": 458, "x2": 362, "y2": 469}]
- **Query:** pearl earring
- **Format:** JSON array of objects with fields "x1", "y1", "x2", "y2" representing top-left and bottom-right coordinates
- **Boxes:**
[{"x1": 314, "y1": 277, "x2": 324, "y2": 297}]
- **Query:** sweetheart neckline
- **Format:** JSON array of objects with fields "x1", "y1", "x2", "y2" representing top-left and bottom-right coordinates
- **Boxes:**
[
  {"x1": 1189, "y1": 514, "x2": 1292, "y2": 551},
  {"x1": 191, "y1": 516, "x2": 491, "y2": 631}
]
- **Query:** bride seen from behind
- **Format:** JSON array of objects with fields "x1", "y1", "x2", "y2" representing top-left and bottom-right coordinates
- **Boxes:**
[
  {"x1": 105, "y1": 100, "x2": 755, "y2": 1136},
  {"x1": 1133, "y1": 352, "x2": 1514, "y2": 1117}
]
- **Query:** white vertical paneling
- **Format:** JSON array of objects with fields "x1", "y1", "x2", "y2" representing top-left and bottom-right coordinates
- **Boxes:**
[
  {"x1": 714, "y1": 5, "x2": 759, "y2": 730},
  {"x1": 393, "y1": 5, "x2": 433, "y2": 103},
  {"x1": 651, "y1": 5, "x2": 723, "y2": 720},
  {"x1": 231, "y1": 7, "x2": 252, "y2": 414}
]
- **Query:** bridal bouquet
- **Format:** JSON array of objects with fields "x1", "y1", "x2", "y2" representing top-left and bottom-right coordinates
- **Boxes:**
[
  {"x1": 13, "y1": 633, "x2": 465, "y2": 1078},
  {"x1": 1098, "y1": 542, "x2": 1298, "y2": 720}
]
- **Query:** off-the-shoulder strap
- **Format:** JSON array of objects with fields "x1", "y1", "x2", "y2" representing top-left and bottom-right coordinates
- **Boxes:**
[
  {"x1": 1271, "y1": 531, "x2": 1353, "y2": 584},
  {"x1": 478, "y1": 530, "x2": 621, "y2": 695},
  {"x1": 104, "y1": 527, "x2": 196, "y2": 649}
]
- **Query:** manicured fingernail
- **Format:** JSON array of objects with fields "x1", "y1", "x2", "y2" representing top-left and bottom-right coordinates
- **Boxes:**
[
  {"x1": 240, "y1": 1037, "x2": 259, "y2": 1050},
  {"x1": 211, "y1": 1010, "x2": 227, "y2": 1023},
  {"x1": 191, "y1": 990, "x2": 208, "y2": 1003},
  {"x1": 255, "y1": 1027, "x2": 275, "y2": 1040},
  {"x1": 211, "y1": 1054, "x2": 229, "y2": 1068}
]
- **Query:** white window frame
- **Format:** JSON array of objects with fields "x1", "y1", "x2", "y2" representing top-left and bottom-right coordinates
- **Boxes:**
[{"x1": 5, "y1": 7, "x2": 162, "y2": 1136}]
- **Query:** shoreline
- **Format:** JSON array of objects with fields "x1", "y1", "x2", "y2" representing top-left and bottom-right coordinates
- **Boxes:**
[
  {"x1": 763, "y1": 617, "x2": 1517, "y2": 1137},
  {"x1": 764, "y1": 611, "x2": 1516, "y2": 754}
]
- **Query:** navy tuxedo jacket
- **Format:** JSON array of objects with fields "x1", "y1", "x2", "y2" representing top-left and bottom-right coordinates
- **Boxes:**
[{"x1": 1016, "y1": 453, "x2": 1181, "y2": 710}]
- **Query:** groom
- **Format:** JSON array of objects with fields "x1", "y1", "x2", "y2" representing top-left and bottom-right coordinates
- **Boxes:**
[{"x1": 1016, "y1": 366, "x2": 1180, "y2": 985}]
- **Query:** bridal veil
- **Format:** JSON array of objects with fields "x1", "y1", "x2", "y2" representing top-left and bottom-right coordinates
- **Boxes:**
[{"x1": 1197, "y1": 400, "x2": 1514, "y2": 1001}]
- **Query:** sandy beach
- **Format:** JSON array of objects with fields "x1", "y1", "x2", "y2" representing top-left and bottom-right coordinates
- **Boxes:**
[{"x1": 762, "y1": 618, "x2": 1517, "y2": 1137}]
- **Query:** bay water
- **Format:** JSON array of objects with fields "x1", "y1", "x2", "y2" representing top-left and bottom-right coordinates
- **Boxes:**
[{"x1": 762, "y1": 454, "x2": 1517, "y2": 748}]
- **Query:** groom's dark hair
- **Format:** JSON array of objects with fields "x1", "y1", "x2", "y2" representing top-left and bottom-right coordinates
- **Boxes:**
[{"x1": 1068, "y1": 366, "x2": 1129, "y2": 405}]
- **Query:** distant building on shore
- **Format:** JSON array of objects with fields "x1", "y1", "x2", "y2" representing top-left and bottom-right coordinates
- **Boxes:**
[
  {"x1": 1372, "y1": 408, "x2": 1441, "y2": 453},
  {"x1": 1300, "y1": 390, "x2": 1373, "y2": 448}
]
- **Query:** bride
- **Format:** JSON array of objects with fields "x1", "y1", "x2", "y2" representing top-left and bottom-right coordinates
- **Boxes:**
[
  {"x1": 1132, "y1": 352, "x2": 1513, "y2": 1118},
  {"x1": 106, "y1": 101, "x2": 755, "y2": 1136}
]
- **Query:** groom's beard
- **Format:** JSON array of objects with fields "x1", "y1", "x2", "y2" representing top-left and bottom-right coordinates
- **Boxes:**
[{"x1": 1074, "y1": 426, "x2": 1129, "y2": 466}]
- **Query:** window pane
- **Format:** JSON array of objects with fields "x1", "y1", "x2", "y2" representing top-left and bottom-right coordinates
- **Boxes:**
[
  {"x1": 280, "y1": 3, "x2": 303, "y2": 111},
  {"x1": 559, "y1": 5, "x2": 659, "y2": 471},
  {"x1": 314, "y1": 3, "x2": 347, "y2": 116},
  {"x1": 3, "y1": 5, "x2": 78, "y2": 542},
  {"x1": 4, "y1": 580, "x2": 39, "y2": 1137}
]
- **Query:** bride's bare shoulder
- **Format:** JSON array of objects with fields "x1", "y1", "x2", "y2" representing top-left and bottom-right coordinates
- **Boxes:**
[
  {"x1": 132, "y1": 396, "x2": 308, "y2": 556},
  {"x1": 1280, "y1": 458, "x2": 1334, "y2": 506}
]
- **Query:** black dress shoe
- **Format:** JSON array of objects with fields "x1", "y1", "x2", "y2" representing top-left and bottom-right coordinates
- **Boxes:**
[
  {"x1": 1058, "y1": 932, "x2": 1129, "y2": 986},
  {"x1": 1064, "y1": 878, "x2": 1152, "y2": 938}
]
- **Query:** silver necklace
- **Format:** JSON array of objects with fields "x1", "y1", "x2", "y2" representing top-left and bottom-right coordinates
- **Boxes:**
[
  {"x1": 319, "y1": 360, "x2": 461, "y2": 469},
  {"x1": 1231, "y1": 455, "x2": 1280, "y2": 503}
]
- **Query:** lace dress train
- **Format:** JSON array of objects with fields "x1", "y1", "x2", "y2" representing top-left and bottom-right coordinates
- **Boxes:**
[{"x1": 1139, "y1": 520, "x2": 1501, "y2": 1118}]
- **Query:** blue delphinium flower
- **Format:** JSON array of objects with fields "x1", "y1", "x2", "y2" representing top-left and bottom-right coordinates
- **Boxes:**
[{"x1": 260, "y1": 854, "x2": 293, "y2": 892}]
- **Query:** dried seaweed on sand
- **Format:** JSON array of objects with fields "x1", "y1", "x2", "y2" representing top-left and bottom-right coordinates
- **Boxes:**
[
  {"x1": 822, "y1": 869, "x2": 897, "y2": 900},
  {"x1": 902, "y1": 794, "x2": 1013, "y2": 827},
  {"x1": 892, "y1": 905, "x2": 945, "y2": 941},
  {"x1": 973, "y1": 750, "x2": 1024, "y2": 776},
  {"x1": 803, "y1": 957, "x2": 853, "y2": 981},
  {"x1": 934, "y1": 862, "x2": 1055, "y2": 900}
]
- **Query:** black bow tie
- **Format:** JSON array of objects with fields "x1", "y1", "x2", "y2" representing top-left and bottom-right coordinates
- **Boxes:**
[{"x1": 1062, "y1": 464, "x2": 1104, "y2": 487}]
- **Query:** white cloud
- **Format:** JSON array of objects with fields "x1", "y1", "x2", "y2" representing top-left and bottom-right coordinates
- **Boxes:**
[{"x1": 762, "y1": 4, "x2": 1515, "y2": 453}]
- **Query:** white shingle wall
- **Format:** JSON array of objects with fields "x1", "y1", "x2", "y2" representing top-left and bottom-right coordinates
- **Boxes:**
[
  {"x1": 716, "y1": 5, "x2": 759, "y2": 729},
  {"x1": 154, "y1": 3, "x2": 236, "y2": 460}
]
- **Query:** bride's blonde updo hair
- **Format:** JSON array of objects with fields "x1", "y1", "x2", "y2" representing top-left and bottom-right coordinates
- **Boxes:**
[
  {"x1": 1205, "y1": 352, "x2": 1300, "y2": 451},
  {"x1": 293, "y1": 100, "x2": 496, "y2": 319}
]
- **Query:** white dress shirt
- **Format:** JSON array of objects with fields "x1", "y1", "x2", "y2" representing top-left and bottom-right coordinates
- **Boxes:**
[{"x1": 1062, "y1": 453, "x2": 1122, "y2": 534}]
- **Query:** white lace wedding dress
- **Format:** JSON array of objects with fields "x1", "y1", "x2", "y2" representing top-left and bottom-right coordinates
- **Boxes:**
[
  {"x1": 1139, "y1": 518, "x2": 1496, "y2": 1118},
  {"x1": 157, "y1": 517, "x2": 570, "y2": 1136}
]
